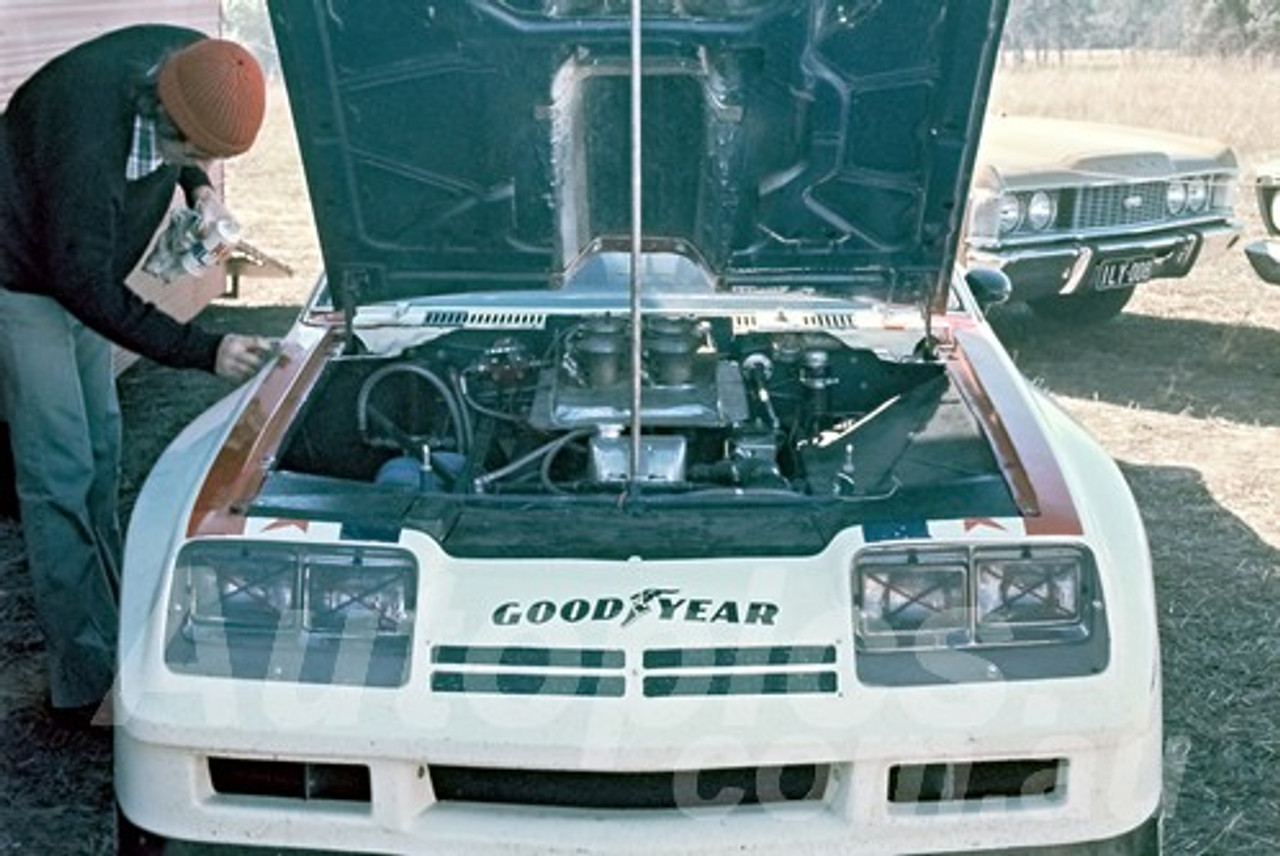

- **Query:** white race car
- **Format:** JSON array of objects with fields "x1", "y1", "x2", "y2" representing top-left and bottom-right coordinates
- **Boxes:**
[{"x1": 114, "y1": 1, "x2": 1163, "y2": 853}]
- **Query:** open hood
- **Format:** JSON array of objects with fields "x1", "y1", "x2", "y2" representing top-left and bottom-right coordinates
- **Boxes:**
[{"x1": 268, "y1": 0, "x2": 1008, "y2": 312}]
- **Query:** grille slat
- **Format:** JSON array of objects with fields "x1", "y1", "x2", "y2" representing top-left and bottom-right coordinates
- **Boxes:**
[
  {"x1": 644, "y1": 671, "x2": 838, "y2": 697},
  {"x1": 430, "y1": 672, "x2": 625, "y2": 697}
]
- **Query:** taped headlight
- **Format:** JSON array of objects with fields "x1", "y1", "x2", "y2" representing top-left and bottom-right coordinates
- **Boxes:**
[
  {"x1": 177, "y1": 541, "x2": 417, "y2": 639},
  {"x1": 306, "y1": 552, "x2": 416, "y2": 637},
  {"x1": 975, "y1": 547, "x2": 1085, "y2": 638},
  {"x1": 857, "y1": 549, "x2": 969, "y2": 647},
  {"x1": 854, "y1": 545, "x2": 1096, "y2": 651},
  {"x1": 186, "y1": 543, "x2": 300, "y2": 630}
]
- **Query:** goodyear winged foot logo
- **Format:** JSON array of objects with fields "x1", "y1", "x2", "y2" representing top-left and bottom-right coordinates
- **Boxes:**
[{"x1": 491, "y1": 588, "x2": 779, "y2": 627}]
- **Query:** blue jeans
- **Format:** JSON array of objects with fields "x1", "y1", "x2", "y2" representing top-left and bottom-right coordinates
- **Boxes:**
[{"x1": 0, "y1": 287, "x2": 121, "y2": 707}]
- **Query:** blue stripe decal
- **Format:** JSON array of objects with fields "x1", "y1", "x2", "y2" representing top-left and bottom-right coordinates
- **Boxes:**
[
  {"x1": 432, "y1": 646, "x2": 624, "y2": 669},
  {"x1": 862, "y1": 520, "x2": 931, "y2": 543}
]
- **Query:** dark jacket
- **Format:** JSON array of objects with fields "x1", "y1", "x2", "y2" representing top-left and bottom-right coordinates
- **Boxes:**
[{"x1": 0, "y1": 24, "x2": 224, "y2": 371}]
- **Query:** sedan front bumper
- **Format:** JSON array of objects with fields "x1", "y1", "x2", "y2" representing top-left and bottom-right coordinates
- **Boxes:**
[
  {"x1": 968, "y1": 221, "x2": 1241, "y2": 302},
  {"x1": 1244, "y1": 238, "x2": 1280, "y2": 285}
]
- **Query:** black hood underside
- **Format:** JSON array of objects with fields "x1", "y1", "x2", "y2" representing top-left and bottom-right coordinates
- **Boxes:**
[{"x1": 268, "y1": 0, "x2": 1008, "y2": 310}]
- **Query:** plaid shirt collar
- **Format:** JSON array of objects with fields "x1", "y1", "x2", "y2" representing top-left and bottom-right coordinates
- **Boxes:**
[{"x1": 126, "y1": 114, "x2": 165, "y2": 181}]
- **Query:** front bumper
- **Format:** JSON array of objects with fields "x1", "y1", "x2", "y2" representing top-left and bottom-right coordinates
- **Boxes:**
[
  {"x1": 115, "y1": 685, "x2": 1163, "y2": 856},
  {"x1": 967, "y1": 221, "x2": 1240, "y2": 302}
]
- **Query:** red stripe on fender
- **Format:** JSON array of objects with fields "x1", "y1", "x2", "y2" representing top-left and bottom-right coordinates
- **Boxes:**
[
  {"x1": 946, "y1": 328, "x2": 1084, "y2": 537},
  {"x1": 186, "y1": 332, "x2": 338, "y2": 537}
]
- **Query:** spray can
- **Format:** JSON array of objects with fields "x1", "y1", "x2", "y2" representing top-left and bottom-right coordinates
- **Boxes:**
[{"x1": 179, "y1": 218, "x2": 240, "y2": 275}]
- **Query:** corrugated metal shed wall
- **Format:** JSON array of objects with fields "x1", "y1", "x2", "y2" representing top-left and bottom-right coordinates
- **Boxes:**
[{"x1": 1, "y1": 0, "x2": 227, "y2": 374}]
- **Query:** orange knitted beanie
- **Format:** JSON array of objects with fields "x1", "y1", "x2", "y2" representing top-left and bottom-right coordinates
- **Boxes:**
[{"x1": 156, "y1": 39, "x2": 266, "y2": 158}]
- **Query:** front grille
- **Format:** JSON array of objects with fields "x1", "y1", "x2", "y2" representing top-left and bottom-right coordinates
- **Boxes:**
[
  {"x1": 431, "y1": 764, "x2": 831, "y2": 809},
  {"x1": 1070, "y1": 182, "x2": 1166, "y2": 229}
]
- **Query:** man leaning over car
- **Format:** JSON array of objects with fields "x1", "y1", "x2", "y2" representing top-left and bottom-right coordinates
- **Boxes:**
[{"x1": 0, "y1": 25, "x2": 276, "y2": 728}]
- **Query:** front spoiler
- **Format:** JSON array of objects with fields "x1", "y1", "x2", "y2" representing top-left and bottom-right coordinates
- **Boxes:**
[
  {"x1": 917, "y1": 809, "x2": 1161, "y2": 855},
  {"x1": 120, "y1": 806, "x2": 1162, "y2": 855}
]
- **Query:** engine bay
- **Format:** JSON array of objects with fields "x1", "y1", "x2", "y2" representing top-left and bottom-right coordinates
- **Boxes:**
[{"x1": 273, "y1": 314, "x2": 1007, "y2": 506}]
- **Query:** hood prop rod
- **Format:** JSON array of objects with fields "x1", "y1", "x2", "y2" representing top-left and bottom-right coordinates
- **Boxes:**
[{"x1": 627, "y1": 0, "x2": 644, "y2": 494}]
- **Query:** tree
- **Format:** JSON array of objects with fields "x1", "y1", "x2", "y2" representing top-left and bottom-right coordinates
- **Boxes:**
[
  {"x1": 1004, "y1": 0, "x2": 1096, "y2": 61},
  {"x1": 1187, "y1": 0, "x2": 1253, "y2": 54},
  {"x1": 1246, "y1": 0, "x2": 1280, "y2": 54}
]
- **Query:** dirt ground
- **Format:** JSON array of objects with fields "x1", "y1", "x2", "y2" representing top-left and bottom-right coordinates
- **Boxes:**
[{"x1": 1, "y1": 61, "x2": 1279, "y2": 854}]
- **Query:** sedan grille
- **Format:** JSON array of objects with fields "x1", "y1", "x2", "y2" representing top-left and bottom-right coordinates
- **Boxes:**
[{"x1": 1070, "y1": 181, "x2": 1166, "y2": 229}]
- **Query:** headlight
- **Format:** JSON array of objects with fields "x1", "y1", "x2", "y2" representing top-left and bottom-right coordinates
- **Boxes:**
[
  {"x1": 1025, "y1": 190, "x2": 1056, "y2": 230},
  {"x1": 857, "y1": 549, "x2": 969, "y2": 646},
  {"x1": 187, "y1": 543, "x2": 300, "y2": 629},
  {"x1": 178, "y1": 541, "x2": 417, "y2": 639},
  {"x1": 1268, "y1": 189, "x2": 1280, "y2": 232},
  {"x1": 306, "y1": 551, "x2": 416, "y2": 636},
  {"x1": 997, "y1": 193, "x2": 1022, "y2": 233},
  {"x1": 1184, "y1": 176, "x2": 1208, "y2": 213},
  {"x1": 854, "y1": 545, "x2": 1096, "y2": 651},
  {"x1": 1166, "y1": 180, "x2": 1187, "y2": 214},
  {"x1": 975, "y1": 547, "x2": 1087, "y2": 642}
]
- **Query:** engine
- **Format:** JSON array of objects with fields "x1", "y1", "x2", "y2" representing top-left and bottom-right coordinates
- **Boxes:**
[{"x1": 276, "y1": 314, "x2": 963, "y2": 499}]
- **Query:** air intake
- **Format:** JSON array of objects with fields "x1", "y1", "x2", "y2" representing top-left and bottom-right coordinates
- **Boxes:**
[
  {"x1": 889, "y1": 759, "x2": 1064, "y2": 803},
  {"x1": 209, "y1": 757, "x2": 371, "y2": 803}
]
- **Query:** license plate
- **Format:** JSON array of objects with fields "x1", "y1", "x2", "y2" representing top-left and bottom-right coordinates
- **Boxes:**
[{"x1": 1094, "y1": 257, "x2": 1155, "y2": 290}]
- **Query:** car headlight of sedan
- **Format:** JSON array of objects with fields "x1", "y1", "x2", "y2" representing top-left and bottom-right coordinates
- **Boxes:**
[
  {"x1": 996, "y1": 192, "x2": 1023, "y2": 234},
  {"x1": 855, "y1": 544, "x2": 1097, "y2": 651},
  {"x1": 989, "y1": 190, "x2": 1056, "y2": 235},
  {"x1": 1166, "y1": 180, "x2": 1188, "y2": 214},
  {"x1": 1024, "y1": 190, "x2": 1056, "y2": 230},
  {"x1": 1184, "y1": 175, "x2": 1208, "y2": 213}
]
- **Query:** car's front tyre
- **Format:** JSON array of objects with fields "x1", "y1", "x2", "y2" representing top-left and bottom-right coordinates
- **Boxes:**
[{"x1": 1027, "y1": 286, "x2": 1135, "y2": 325}]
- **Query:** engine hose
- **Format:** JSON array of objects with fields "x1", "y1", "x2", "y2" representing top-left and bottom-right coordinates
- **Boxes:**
[
  {"x1": 540, "y1": 431, "x2": 591, "y2": 494},
  {"x1": 356, "y1": 363, "x2": 467, "y2": 455},
  {"x1": 458, "y1": 369, "x2": 525, "y2": 423},
  {"x1": 474, "y1": 428, "x2": 593, "y2": 492},
  {"x1": 449, "y1": 370, "x2": 475, "y2": 453}
]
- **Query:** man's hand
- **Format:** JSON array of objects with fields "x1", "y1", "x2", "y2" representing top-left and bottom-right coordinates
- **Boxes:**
[
  {"x1": 215, "y1": 334, "x2": 278, "y2": 383},
  {"x1": 192, "y1": 186, "x2": 234, "y2": 231},
  {"x1": 191, "y1": 187, "x2": 240, "y2": 263}
]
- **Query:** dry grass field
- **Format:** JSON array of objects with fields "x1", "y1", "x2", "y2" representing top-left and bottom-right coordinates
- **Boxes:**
[{"x1": 0, "y1": 51, "x2": 1277, "y2": 854}]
